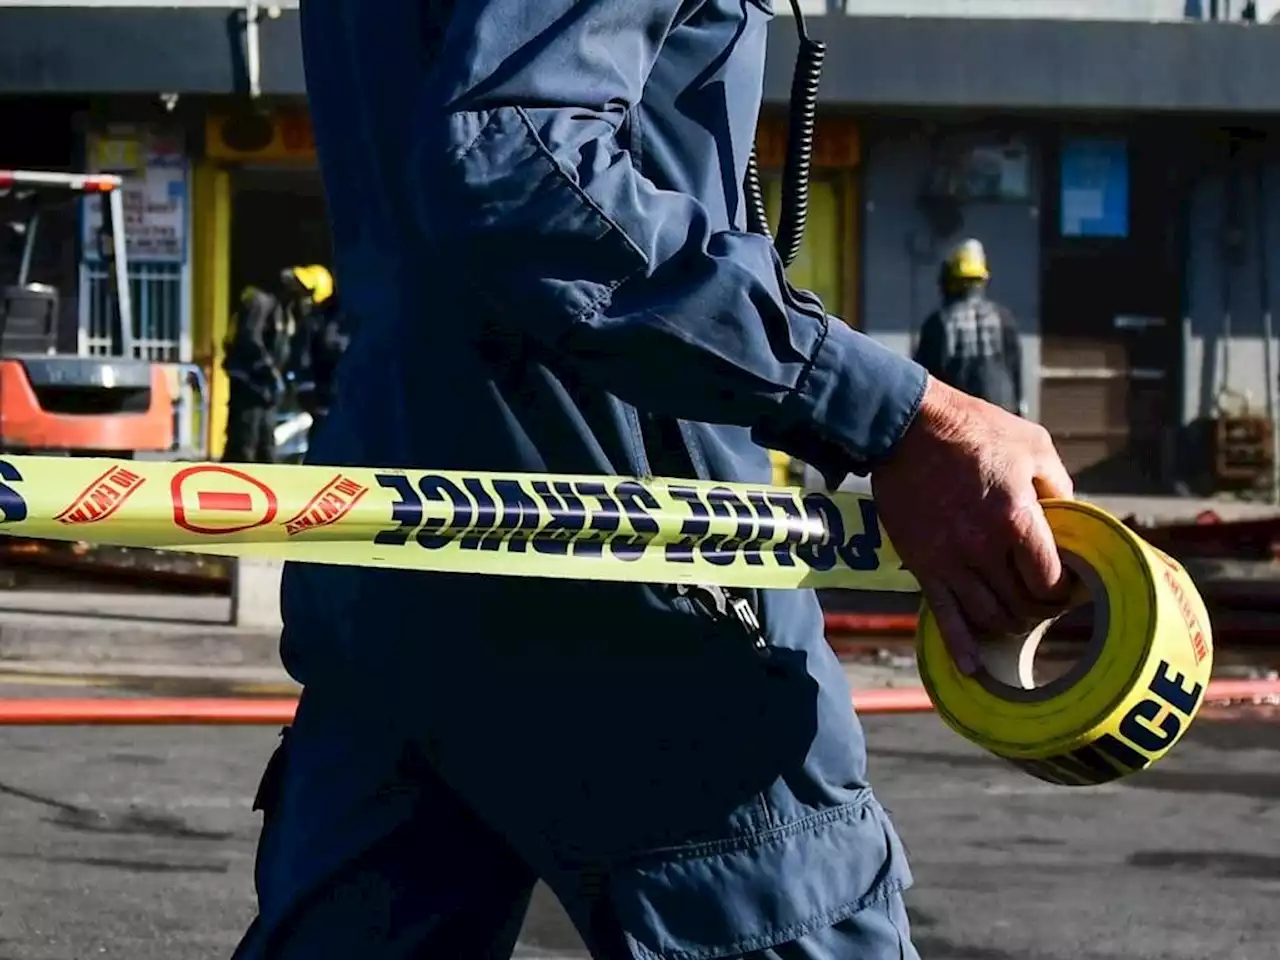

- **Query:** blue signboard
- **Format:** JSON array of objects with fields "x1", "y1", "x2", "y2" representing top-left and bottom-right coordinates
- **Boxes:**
[{"x1": 1059, "y1": 138, "x2": 1129, "y2": 239}]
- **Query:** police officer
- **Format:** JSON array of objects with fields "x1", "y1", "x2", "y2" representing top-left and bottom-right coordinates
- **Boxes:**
[
  {"x1": 231, "y1": 4, "x2": 1075, "y2": 958},
  {"x1": 914, "y1": 239, "x2": 1025, "y2": 416},
  {"x1": 285, "y1": 264, "x2": 351, "y2": 451},
  {"x1": 222, "y1": 285, "x2": 284, "y2": 464}
]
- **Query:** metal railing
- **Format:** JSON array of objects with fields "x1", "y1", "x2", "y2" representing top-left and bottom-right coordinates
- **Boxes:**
[{"x1": 79, "y1": 260, "x2": 187, "y2": 362}]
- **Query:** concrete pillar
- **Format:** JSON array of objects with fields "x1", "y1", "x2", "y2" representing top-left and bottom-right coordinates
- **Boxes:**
[{"x1": 230, "y1": 557, "x2": 283, "y2": 631}]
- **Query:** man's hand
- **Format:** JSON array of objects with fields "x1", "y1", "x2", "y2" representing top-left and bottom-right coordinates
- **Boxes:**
[{"x1": 870, "y1": 377, "x2": 1075, "y2": 675}]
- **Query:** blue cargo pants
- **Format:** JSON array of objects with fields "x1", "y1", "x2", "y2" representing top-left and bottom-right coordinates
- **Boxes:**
[{"x1": 230, "y1": 681, "x2": 918, "y2": 960}]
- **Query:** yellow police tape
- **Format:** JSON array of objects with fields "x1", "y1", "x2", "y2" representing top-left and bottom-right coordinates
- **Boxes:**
[{"x1": 0, "y1": 456, "x2": 1213, "y2": 785}]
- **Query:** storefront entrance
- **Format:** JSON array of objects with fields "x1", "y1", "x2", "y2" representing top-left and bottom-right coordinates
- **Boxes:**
[
  {"x1": 229, "y1": 166, "x2": 331, "y2": 302},
  {"x1": 1039, "y1": 131, "x2": 1186, "y2": 494}
]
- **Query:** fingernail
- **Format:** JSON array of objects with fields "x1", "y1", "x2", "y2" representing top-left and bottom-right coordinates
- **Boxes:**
[{"x1": 958, "y1": 653, "x2": 979, "y2": 676}]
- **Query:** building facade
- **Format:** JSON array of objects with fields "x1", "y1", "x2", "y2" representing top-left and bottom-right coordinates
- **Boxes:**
[
  {"x1": 819, "y1": 6, "x2": 1280, "y2": 494},
  {"x1": 2, "y1": 1, "x2": 1278, "y2": 493}
]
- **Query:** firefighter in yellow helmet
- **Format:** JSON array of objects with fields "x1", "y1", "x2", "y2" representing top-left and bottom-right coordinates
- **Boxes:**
[
  {"x1": 279, "y1": 264, "x2": 330, "y2": 327},
  {"x1": 913, "y1": 238, "x2": 1025, "y2": 416},
  {"x1": 283, "y1": 263, "x2": 334, "y2": 306},
  {"x1": 283, "y1": 263, "x2": 352, "y2": 453}
]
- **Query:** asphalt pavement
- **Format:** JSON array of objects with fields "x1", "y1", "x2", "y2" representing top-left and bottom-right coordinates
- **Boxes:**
[{"x1": 0, "y1": 678, "x2": 1269, "y2": 960}]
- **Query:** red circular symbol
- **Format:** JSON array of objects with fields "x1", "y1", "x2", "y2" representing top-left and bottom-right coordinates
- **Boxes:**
[{"x1": 171, "y1": 465, "x2": 279, "y2": 535}]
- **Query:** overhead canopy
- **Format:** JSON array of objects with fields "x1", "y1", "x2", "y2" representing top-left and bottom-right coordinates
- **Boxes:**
[{"x1": 1, "y1": 7, "x2": 1279, "y2": 113}]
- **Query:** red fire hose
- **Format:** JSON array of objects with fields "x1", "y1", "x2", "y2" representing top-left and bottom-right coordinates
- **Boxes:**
[{"x1": 0, "y1": 677, "x2": 1272, "y2": 725}]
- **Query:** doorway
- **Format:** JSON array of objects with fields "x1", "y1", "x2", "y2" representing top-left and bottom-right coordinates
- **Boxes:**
[
  {"x1": 1038, "y1": 131, "x2": 1185, "y2": 494},
  {"x1": 229, "y1": 166, "x2": 332, "y2": 300}
]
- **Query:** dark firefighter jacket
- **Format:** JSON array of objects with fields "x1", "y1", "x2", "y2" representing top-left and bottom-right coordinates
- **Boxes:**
[
  {"x1": 288, "y1": 298, "x2": 352, "y2": 417},
  {"x1": 224, "y1": 288, "x2": 285, "y2": 407},
  {"x1": 914, "y1": 288, "x2": 1023, "y2": 415},
  {"x1": 278, "y1": 1, "x2": 928, "y2": 955}
]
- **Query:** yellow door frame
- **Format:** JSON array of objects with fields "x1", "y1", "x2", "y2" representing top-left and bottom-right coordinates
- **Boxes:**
[
  {"x1": 191, "y1": 106, "x2": 320, "y2": 459},
  {"x1": 754, "y1": 112, "x2": 861, "y2": 327},
  {"x1": 190, "y1": 160, "x2": 232, "y2": 459}
]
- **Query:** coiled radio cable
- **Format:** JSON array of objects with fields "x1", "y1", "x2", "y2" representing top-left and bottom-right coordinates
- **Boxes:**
[{"x1": 744, "y1": 0, "x2": 826, "y2": 269}]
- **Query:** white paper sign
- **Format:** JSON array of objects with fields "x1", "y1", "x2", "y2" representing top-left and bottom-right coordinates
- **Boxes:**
[{"x1": 82, "y1": 126, "x2": 188, "y2": 264}]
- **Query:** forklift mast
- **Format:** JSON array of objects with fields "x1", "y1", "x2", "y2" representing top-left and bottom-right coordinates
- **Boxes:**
[{"x1": 0, "y1": 169, "x2": 134, "y2": 356}]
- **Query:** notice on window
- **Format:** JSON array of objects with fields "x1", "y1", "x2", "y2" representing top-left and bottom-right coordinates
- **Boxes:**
[{"x1": 1060, "y1": 139, "x2": 1128, "y2": 239}]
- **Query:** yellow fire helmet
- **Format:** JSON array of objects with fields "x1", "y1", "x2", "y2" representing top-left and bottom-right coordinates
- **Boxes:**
[
  {"x1": 290, "y1": 264, "x2": 334, "y2": 305},
  {"x1": 945, "y1": 238, "x2": 990, "y2": 282}
]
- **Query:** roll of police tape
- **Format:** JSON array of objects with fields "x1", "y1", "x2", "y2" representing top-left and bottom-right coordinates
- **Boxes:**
[
  {"x1": 918, "y1": 498, "x2": 1214, "y2": 787},
  {"x1": 0, "y1": 455, "x2": 1213, "y2": 783}
]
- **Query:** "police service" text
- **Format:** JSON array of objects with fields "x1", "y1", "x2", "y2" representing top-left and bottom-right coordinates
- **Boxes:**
[{"x1": 372, "y1": 472, "x2": 884, "y2": 573}]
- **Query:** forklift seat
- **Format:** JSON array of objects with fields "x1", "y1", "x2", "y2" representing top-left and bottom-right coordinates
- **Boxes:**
[{"x1": 0, "y1": 283, "x2": 58, "y2": 356}]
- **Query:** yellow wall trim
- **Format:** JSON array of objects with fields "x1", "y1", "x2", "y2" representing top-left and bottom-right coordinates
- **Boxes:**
[
  {"x1": 191, "y1": 160, "x2": 232, "y2": 459},
  {"x1": 206, "y1": 110, "x2": 316, "y2": 164}
]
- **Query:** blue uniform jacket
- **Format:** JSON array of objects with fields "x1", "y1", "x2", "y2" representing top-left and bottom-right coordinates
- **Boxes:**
[{"x1": 281, "y1": 0, "x2": 928, "y2": 954}]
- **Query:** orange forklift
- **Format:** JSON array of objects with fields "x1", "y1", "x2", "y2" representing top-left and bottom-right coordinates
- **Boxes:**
[
  {"x1": 0, "y1": 169, "x2": 219, "y2": 589},
  {"x1": 0, "y1": 168, "x2": 181, "y2": 457}
]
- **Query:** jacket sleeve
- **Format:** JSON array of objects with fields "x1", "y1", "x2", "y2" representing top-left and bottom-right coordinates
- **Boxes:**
[
  {"x1": 238, "y1": 301, "x2": 275, "y2": 375},
  {"x1": 409, "y1": 0, "x2": 927, "y2": 478}
]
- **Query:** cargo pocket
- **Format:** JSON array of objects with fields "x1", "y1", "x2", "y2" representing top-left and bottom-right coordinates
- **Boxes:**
[{"x1": 607, "y1": 793, "x2": 914, "y2": 960}]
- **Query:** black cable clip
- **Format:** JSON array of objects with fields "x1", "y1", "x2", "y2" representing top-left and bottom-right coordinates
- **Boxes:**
[{"x1": 676, "y1": 583, "x2": 771, "y2": 658}]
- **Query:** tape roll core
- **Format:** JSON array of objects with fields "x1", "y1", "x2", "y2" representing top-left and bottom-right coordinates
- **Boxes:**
[{"x1": 973, "y1": 550, "x2": 1109, "y2": 704}]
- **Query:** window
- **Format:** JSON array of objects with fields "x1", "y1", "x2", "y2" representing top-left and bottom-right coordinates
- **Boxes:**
[{"x1": 79, "y1": 125, "x2": 192, "y2": 362}]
